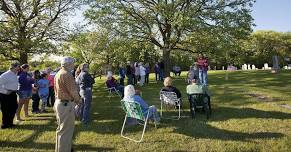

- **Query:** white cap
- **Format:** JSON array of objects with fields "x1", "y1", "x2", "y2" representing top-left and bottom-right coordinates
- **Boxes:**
[{"x1": 61, "y1": 57, "x2": 75, "y2": 66}]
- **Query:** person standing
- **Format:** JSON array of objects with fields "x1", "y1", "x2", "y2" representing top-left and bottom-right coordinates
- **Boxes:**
[
  {"x1": 46, "y1": 67, "x2": 55, "y2": 107},
  {"x1": 54, "y1": 57, "x2": 81, "y2": 152},
  {"x1": 158, "y1": 60, "x2": 165, "y2": 81},
  {"x1": 16, "y1": 64, "x2": 35, "y2": 121},
  {"x1": 197, "y1": 54, "x2": 209, "y2": 85},
  {"x1": 37, "y1": 73, "x2": 50, "y2": 113},
  {"x1": 76, "y1": 63, "x2": 95, "y2": 125},
  {"x1": 32, "y1": 70, "x2": 41, "y2": 114},
  {"x1": 125, "y1": 61, "x2": 133, "y2": 85},
  {"x1": 134, "y1": 62, "x2": 140, "y2": 85},
  {"x1": 144, "y1": 63, "x2": 150, "y2": 84},
  {"x1": 154, "y1": 63, "x2": 160, "y2": 81},
  {"x1": 118, "y1": 64, "x2": 126, "y2": 86},
  {"x1": 139, "y1": 62, "x2": 146, "y2": 86},
  {"x1": 0, "y1": 62, "x2": 20, "y2": 129}
]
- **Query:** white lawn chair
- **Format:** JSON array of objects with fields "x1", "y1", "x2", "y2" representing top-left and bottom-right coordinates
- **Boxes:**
[
  {"x1": 120, "y1": 100, "x2": 156, "y2": 143},
  {"x1": 159, "y1": 91, "x2": 181, "y2": 120},
  {"x1": 105, "y1": 84, "x2": 122, "y2": 100}
]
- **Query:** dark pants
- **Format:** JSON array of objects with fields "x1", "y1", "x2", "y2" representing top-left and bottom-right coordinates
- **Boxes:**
[
  {"x1": 32, "y1": 93, "x2": 40, "y2": 112},
  {"x1": 127, "y1": 74, "x2": 133, "y2": 85},
  {"x1": 0, "y1": 92, "x2": 18, "y2": 127},
  {"x1": 174, "y1": 71, "x2": 181, "y2": 76},
  {"x1": 145, "y1": 73, "x2": 149, "y2": 84},
  {"x1": 159, "y1": 70, "x2": 164, "y2": 81},
  {"x1": 120, "y1": 77, "x2": 125, "y2": 86},
  {"x1": 47, "y1": 86, "x2": 55, "y2": 106}
]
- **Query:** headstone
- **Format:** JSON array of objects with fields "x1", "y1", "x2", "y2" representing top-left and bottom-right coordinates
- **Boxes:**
[
  {"x1": 214, "y1": 66, "x2": 217, "y2": 70},
  {"x1": 264, "y1": 63, "x2": 269, "y2": 70},
  {"x1": 288, "y1": 64, "x2": 291, "y2": 69},
  {"x1": 222, "y1": 66, "x2": 225, "y2": 70},
  {"x1": 252, "y1": 65, "x2": 256, "y2": 70},
  {"x1": 284, "y1": 66, "x2": 288, "y2": 69},
  {"x1": 247, "y1": 64, "x2": 251, "y2": 70},
  {"x1": 242, "y1": 64, "x2": 247, "y2": 70},
  {"x1": 208, "y1": 66, "x2": 211, "y2": 71}
]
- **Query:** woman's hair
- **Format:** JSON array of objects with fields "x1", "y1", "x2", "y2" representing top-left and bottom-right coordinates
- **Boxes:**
[
  {"x1": 75, "y1": 65, "x2": 82, "y2": 77},
  {"x1": 163, "y1": 77, "x2": 172, "y2": 87},
  {"x1": 40, "y1": 73, "x2": 47, "y2": 79},
  {"x1": 124, "y1": 85, "x2": 136, "y2": 98},
  {"x1": 21, "y1": 64, "x2": 29, "y2": 69},
  {"x1": 33, "y1": 70, "x2": 41, "y2": 79},
  {"x1": 80, "y1": 63, "x2": 89, "y2": 71}
]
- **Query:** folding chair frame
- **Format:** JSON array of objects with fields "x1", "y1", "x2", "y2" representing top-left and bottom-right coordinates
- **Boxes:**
[
  {"x1": 106, "y1": 87, "x2": 122, "y2": 100},
  {"x1": 160, "y1": 91, "x2": 181, "y2": 120},
  {"x1": 120, "y1": 101, "x2": 156, "y2": 143}
]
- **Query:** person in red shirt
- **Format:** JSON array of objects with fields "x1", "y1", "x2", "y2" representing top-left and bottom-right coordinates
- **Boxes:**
[
  {"x1": 197, "y1": 54, "x2": 209, "y2": 85},
  {"x1": 46, "y1": 67, "x2": 55, "y2": 107}
]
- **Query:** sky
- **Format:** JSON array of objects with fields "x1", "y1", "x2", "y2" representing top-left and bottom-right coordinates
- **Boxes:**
[
  {"x1": 68, "y1": 0, "x2": 291, "y2": 32},
  {"x1": 251, "y1": 0, "x2": 291, "y2": 32}
]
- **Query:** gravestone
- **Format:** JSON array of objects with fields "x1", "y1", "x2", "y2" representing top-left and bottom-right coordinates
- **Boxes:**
[
  {"x1": 264, "y1": 63, "x2": 269, "y2": 70},
  {"x1": 252, "y1": 65, "x2": 256, "y2": 70},
  {"x1": 247, "y1": 64, "x2": 251, "y2": 70}
]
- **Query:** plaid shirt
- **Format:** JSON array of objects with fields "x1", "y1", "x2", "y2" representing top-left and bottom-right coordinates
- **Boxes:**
[
  {"x1": 54, "y1": 68, "x2": 80, "y2": 103},
  {"x1": 197, "y1": 58, "x2": 208, "y2": 71}
]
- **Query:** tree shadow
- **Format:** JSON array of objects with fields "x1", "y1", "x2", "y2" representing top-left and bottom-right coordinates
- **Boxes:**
[{"x1": 169, "y1": 106, "x2": 290, "y2": 141}]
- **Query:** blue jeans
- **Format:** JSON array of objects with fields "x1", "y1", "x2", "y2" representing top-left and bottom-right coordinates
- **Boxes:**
[
  {"x1": 80, "y1": 88, "x2": 92, "y2": 124},
  {"x1": 159, "y1": 70, "x2": 164, "y2": 81},
  {"x1": 147, "y1": 106, "x2": 160, "y2": 123},
  {"x1": 199, "y1": 70, "x2": 208, "y2": 85}
]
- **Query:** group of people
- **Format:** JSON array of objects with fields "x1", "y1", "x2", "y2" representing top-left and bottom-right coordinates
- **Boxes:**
[
  {"x1": 0, "y1": 54, "x2": 209, "y2": 152},
  {"x1": 0, "y1": 63, "x2": 55, "y2": 127},
  {"x1": 187, "y1": 54, "x2": 209, "y2": 85}
]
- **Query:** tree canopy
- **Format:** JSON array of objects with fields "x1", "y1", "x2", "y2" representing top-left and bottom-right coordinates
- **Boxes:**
[
  {"x1": 85, "y1": 0, "x2": 255, "y2": 75},
  {"x1": 0, "y1": 0, "x2": 83, "y2": 64}
]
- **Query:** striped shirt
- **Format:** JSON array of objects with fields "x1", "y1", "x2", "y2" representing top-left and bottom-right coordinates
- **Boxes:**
[{"x1": 54, "y1": 68, "x2": 80, "y2": 103}]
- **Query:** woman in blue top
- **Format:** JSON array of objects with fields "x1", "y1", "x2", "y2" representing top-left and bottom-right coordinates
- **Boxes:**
[
  {"x1": 123, "y1": 85, "x2": 160, "y2": 123},
  {"x1": 37, "y1": 73, "x2": 49, "y2": 113},
  {"x1": 16, "y1": 64, "x2": 35, "y2": 121}
]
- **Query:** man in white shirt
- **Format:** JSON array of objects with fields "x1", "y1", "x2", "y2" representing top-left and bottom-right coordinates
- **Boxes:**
[
  {"x1": 0, "y1": 62, "x2": 20, "y2": 129},
  {"x1": 139, "y1": 62, "x2": 146, "y2": 86}
]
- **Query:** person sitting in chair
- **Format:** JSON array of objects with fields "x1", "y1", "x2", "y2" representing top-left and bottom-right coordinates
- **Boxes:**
[
  {"x1": 123, "y1": 85, "x2": 160, "y2": 123},
  {"x1": 186, "y1": 78, "x2": 211, "y2": 118},
  {"x1": 106, "y1": 73, "x2": 124, "y2": 97},
  {"x1": 161, "y1": 77, "x2": 182, "y2": 99}
]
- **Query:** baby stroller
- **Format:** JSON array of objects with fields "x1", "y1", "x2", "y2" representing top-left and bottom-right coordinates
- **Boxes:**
[{"x1": 187, "y1": 93, "x2": 211, "y2": 119}]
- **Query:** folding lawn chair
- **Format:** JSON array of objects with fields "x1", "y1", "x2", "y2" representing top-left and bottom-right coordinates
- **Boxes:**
[
  {"x1": 188, "y1": 93, "x2": 211, "y2": 119},
  {"x1": 120, "y1": 99, "x2": 156, "y2": 143},
  {"x1": 159, "y1": 91, "x2": 181, "y2": 120}
]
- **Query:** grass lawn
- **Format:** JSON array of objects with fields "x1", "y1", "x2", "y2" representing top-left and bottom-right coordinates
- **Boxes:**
[{"x1": 0, "y1": 70, "x2": 291, "y2": 152}]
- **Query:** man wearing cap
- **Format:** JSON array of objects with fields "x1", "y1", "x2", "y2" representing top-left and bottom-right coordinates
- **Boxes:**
[
  {"x1": 0, "y1": 62, "x2": 20, "y2": 129},
  {"x1": 54, "y1": 57, "x2": 80, "y2": 152}
]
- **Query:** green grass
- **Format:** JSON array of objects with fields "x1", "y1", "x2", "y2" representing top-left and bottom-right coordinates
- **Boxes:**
[{"x1": 0, "y1": 70, "x2": 291, "y2": 152}]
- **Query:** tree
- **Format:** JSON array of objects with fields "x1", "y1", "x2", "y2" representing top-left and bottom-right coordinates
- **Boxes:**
[
  {"x1": 0, "y1": 0, "x2": 82, "y2": 64},
  {"x1": 85, "y1": 0, "x2": 255, "y2": 76}
]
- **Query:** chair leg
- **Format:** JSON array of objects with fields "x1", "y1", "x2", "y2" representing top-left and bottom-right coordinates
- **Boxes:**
[
  {"x1": 120, "y1": 113, "x2": 149, "y2": 143},
  {"x1": 160, "y1": 101, "x2": 163, "y2": 117}
]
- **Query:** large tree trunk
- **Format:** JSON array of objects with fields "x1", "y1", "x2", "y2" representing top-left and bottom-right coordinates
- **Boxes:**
[
  {"x1": 162, "y1": 48, "x2": 171, "y2": 77},
  {"x1": 19, "y1": 52, "x2": 28, "y2": 64}
]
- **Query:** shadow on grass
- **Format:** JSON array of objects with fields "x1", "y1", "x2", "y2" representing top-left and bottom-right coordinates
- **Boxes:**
[
  {"x1": 168, "y1": 106, "x2": 290, "y2": 141},
  {"x1": 0, "y1": 140, "x2": 115, "y2": 151}
]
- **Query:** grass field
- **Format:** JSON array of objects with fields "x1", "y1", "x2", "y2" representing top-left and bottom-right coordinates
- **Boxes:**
[{"x1": 0, "y1": 70, "x2": 291, "y2": 152}]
